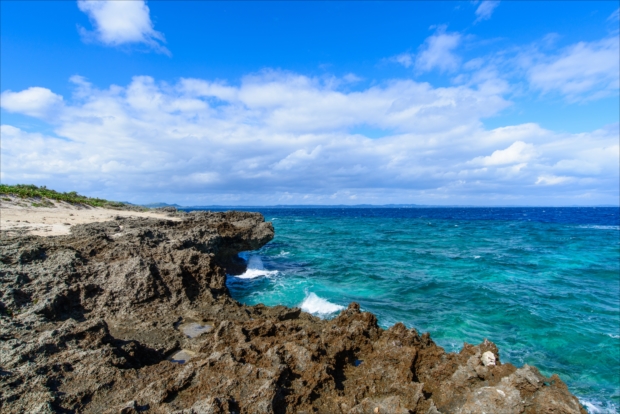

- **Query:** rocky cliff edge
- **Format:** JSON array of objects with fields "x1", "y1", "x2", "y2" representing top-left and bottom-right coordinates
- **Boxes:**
[{"x1": 0, "y1": 211, "x2": 586, "y2": 413}]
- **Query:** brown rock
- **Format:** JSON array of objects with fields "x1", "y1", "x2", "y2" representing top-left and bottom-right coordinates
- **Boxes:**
[{"x1": 0, "y1": 211, "x2": 586, "y2": 413}]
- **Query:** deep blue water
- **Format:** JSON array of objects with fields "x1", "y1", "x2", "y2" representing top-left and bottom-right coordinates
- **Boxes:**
[{"x1": 187, "y1": 207, "x2": 620, "y2": 413}]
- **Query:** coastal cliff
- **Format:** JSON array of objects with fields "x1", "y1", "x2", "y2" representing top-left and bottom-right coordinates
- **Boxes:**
[{"x1": 0, "y1": 211, "x2": 586, "y2": 413}]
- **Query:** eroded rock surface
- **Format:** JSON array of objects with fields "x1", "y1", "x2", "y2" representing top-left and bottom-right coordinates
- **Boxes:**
[{"x1": 0, "y1": 211, "x2": 586, "y2": 413}]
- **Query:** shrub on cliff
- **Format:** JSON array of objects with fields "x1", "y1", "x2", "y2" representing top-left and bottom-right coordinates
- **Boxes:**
[{"x1": 0, "y1": 184, "x2": 127, "y2": 208}]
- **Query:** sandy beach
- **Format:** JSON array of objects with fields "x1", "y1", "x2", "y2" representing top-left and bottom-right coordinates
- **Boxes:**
[{"x1": 0, "y1": 195, "x2": 180, "y2": 237}]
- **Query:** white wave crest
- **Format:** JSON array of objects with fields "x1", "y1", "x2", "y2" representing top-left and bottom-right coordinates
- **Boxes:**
[
  {"x1": 234, "y1": 255, "x2": 278, "y2": 279},
  {"x1": 235, "y1": 268, "x2": 279, "y2": 279},
  {"x1": 577, "y1": 225, "x2": 620, "y2": 231},
  {"x1": 579, "y1": 398, "x2": 618, "y2": 414},
  {"x1": 300, "y1": 293, "x2": 344, "y2": 316}
]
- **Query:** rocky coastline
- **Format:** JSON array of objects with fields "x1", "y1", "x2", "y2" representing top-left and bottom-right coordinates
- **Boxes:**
[{"x1": 0, "y1": 210, "x2": 587, "y2": 413}]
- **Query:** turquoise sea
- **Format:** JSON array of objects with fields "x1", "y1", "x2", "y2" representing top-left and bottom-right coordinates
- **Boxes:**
[{"x1": 193, "y1": 207, "x2": 620, "y2": 413}]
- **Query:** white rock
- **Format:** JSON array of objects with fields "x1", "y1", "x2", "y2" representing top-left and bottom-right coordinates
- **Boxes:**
[{"x1": 481, "y1": 351, "x2": 496, "y2": 367}]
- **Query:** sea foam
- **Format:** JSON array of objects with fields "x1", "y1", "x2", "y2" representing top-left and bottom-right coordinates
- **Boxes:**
[
  {"x1": 300, "y1": 293, "x2": 344, "y2": 316},
  {"x1": 579, "y1": 398, "x2": 618, "y2": 414},
  {"x1": 235, "y1": 255, "x2": 278, "y2": 279}
]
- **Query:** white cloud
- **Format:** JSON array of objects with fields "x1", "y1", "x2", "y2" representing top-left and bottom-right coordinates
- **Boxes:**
[
  {"x1": 77, "y1": 0, "x2": 169, "y2": 55},
  {"x1": 178, "y1": 70, "x2": 509, "y2": 134},
  {"x1": 186, "y1": 172, "x2": 220, "y2": 184},
  {"x1": 0, "y1": 125, "x2": 81, "y2": 177},
  {"x1": 342, "y1": 73, "x2": 363, "y2": 83},
  {"x1": 415, "y1": 29, "x2": 462, "y2": 73},
  {"x1": 0, "y1": 87, "x2": 63, "y2": 118},
  {"x1": 272, "y1": 146, "x2": 323, "y2": 171},
  {"x1": 1, "y1": 73, "x2": 618, "y2": 205},
  {"x1": 475, "y1": 1, "x2": 500, "y2": 23},
  {"x1": 535, "y1": 175, "x2": 571, "y2": 186},
  {"x1": 391, "y1": 52, "x2": 414, "y2": 68},
  {"x1": 470, "y1": 141, "x2": 537, "y2": 166},
  {"x1": 439, "y1": 30, "x2": 619, "y2": 103},
  {"x1": 528, "y1": 36, "x2": 619, "y2": 101}
]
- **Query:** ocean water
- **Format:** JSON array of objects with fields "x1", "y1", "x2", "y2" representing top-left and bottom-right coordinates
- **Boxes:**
[{"x1": 191, "y1": 207, "x2": 620, "y2": 412}]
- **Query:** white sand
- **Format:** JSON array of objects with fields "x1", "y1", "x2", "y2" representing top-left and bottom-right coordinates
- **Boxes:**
[{"x1": 0, "y1": 195, "x2": 180, "y2": 236}]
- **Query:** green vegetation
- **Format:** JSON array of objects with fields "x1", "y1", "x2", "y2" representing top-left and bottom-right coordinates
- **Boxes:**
[
  {"x1": 0, "y1": 184, "x2": 127, "y2": 208},
  {"x1": 32, "y1": 199, "x2": 55, "y2": 208}
]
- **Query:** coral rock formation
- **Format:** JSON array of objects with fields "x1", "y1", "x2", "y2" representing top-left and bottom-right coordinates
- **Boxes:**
[{"x1": 0, "y1": 211, "x2": 586, "y2": 413}]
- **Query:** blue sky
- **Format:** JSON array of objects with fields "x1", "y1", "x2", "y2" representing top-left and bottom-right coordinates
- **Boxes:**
[{"x1": 1, "y1": 1, "x2": 618, "y2": 205}]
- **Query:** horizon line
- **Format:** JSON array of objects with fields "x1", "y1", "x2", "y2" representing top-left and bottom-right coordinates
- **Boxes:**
[{"x1": 141, "y1": 203, "x2": 620, "y2": 209}]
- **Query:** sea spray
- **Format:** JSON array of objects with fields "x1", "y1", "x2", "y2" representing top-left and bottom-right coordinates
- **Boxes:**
[
  {"x1": 232, "y1": 254, "x2": 278, "y2": 279},
  {"x1": 300, "y1": 292, "x2": 344, "y2": 316}
]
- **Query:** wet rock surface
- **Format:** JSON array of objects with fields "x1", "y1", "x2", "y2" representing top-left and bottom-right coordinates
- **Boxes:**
[{"x1": 0, "y1": 211, "x2": 586, "y2": 413}]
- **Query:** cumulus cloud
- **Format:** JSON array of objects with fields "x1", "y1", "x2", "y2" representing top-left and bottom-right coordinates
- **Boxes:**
[
  {"x1": 415, "y1": 28, "x2": 462, "y2": 73},
  {"x1": 0, "y1": 125, "x2": 81, "y2": 179},
  {"x1": 0, "y1": 87, "x2": 63, "y2": 118},
  {"x1": 470, "y1": 141, "x2": 537, "y2": 166},
  {"x1": 528, "y1": 36, "x2": 619, "y2": 101},
  {"x1": 475, "y1": 1, "x2": 500, "y2": 23},
  {"x1": 1, "y1": 73, "x2": 618, "y2": 205},
  {"x1": 77, "y1": 0, "x2": 169, "y2": 55},
  {"x1": 179, "y1": 70, "x2": 509, "y2": 134}
]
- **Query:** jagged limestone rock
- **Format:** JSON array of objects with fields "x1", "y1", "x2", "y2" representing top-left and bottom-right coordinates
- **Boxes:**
[{"x1": 0, "y1": 212, "x2": 586, "y2": 413}]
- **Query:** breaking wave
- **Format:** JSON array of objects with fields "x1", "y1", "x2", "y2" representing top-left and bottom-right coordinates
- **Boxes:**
[
  {"x1": 234, "y1": 255, "x2": 278, "y2": 279},
  {"x1": 300, "y1": 293, "x2": 344, "y2": 316}
]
